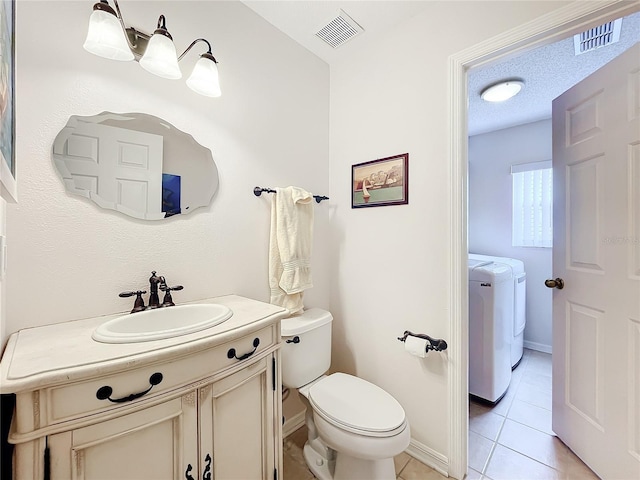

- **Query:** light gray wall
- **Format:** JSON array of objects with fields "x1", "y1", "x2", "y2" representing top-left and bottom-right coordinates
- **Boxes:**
[
  {"x1": 469, "y1": 119, "x2": 553, "y2": 351},
  {"x1": 4, "y1": 0, "x2": 330, "y2": 346}
]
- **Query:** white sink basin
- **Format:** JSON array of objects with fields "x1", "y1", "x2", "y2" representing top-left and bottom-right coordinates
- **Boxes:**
[{"x1": 92, "y1": 304, "x2": 233, "y2": 344}]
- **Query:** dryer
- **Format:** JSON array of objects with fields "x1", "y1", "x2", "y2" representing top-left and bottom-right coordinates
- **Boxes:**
[
  {"x1": 468, "y1": 260, "x2": 513, "y2": 403},
  {"x1": 470, "y1": 253, "x2": 526, "y2": 368}
]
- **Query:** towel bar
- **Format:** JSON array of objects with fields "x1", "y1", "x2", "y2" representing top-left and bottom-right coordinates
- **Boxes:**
[
  {"x1": 253, "y1": 186, "x2": 329, "y2": 204},
  {"x1": 397, "y1": 331, "x2": 447, "y2": 352}
]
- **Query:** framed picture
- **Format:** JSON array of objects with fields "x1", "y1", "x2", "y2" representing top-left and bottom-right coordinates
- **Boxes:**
[
  {"x1": 352, "y1": 153, "x2": 408, "y2": 208},
  {"x1": 0, "y1": 0, "x2": 16, "y2": 202}
]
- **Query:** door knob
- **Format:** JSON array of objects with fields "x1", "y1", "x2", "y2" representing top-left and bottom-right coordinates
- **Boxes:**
[{"x1": 545, "y1": 278, "x2": 564, "y2": 289}]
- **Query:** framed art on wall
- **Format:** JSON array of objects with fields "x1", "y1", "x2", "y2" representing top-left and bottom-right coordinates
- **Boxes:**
[
  {"x1": 0, "y1": 0, "x2": 16, "y2": 202},
  {"x1": 352, "y1": 153, "x2": 408, "y2": 208}
]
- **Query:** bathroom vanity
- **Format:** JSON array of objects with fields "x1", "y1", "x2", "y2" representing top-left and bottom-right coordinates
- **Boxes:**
[{"x1": 0, "y1": 295, "x2": 287, "y2": 480}]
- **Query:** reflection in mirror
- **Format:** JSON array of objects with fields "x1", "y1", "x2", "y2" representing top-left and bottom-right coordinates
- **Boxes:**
[{"x1": 52, "y1": 112, "x2": 218, "y2": 220}]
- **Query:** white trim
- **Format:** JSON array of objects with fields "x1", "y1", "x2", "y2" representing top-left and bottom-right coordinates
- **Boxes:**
[
  {"x1": 447, "y1": 41, "x2": 468, "y2": 480},
  {"x1": 448, "y1": 1, "x2": 639, "y2": 478},
  {"x1": 406, "y1": 438, "x2": 449, "y2": 478},
  {"x1": 523, "y1": 340, "x2": 553, "y2": 355},
  {"x1": 283, "y1": 410, "x2": 306, "y2": 438}
]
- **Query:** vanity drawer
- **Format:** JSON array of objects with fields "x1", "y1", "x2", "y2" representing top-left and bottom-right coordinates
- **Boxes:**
[{"x1": 45, "y1": 325, "x2": 276, "y2": 426}]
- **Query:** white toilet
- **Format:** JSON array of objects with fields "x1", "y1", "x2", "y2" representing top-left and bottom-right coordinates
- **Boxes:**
[{"x1": 281, "y1": 308, "x2": 410, "y2": 480}]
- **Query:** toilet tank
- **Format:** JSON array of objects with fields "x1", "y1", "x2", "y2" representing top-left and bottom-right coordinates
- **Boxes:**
[{"x1": 281, "y1": 308, "x2": 333, "y2": 388}]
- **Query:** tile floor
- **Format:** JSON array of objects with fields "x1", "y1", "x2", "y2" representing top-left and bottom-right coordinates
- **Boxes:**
[
  {"x1": 283, "y1": 424, "x2": 447, "y2": 480},
  {"x1": 284, "y1": 349, "x2": 599, "y2": 479},
  {"x1": 468, "y1": 348, "x2": 598, "y2": 480}
]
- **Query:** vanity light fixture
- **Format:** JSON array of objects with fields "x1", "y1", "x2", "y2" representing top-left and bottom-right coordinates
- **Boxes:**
[
  {"x1": 83, "y1": 0, "x2": 221, "y2": 97},
  {"x1": 480, "y1": 80, "x2": 524, "y2": 103}
]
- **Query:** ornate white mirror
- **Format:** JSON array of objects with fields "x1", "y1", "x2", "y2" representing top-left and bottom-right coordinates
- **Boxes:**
[{"x1": 52, "y1": 112, "x2": 218, "y2": 220}]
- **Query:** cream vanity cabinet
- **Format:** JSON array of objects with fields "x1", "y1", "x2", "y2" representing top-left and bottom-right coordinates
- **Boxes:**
[{"x1": 0, "y1": 295, "x2": 287, "y2": 480}]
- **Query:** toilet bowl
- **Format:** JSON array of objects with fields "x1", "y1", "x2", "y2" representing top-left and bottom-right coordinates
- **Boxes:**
[{"x1": 281, "y1": 309, "x2": 410, "y2": 480}]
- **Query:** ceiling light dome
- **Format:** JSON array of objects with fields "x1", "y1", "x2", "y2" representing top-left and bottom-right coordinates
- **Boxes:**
[{"x1": 481, "y1": 80, "x2": 524, "y2": 102}]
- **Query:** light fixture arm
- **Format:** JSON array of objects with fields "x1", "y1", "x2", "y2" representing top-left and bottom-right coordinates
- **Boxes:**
[
  {"x1": 109, "y1": 2, "x2": 213, "y2": 62},
  {"x1": 110, "y1": 0, "x2": 139, "y2": 51},
  {"x1": 177, "y1": 38, "x2": 216, "y2": 63}
]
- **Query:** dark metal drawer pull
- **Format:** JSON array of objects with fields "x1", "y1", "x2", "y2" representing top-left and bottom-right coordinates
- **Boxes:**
[
  {"x1": 227, "y1": 337, "x2": 260, "y2": 361},
  {"x1": 96, "y1": 372, "x2": 163, "y2": 403},
  {"x1": 203, "y1": 454, "x2": 212, "y2": 480}
]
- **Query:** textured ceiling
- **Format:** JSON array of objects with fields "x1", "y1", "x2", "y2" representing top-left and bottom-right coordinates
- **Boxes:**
[
  {"x1": 243, "y1": 2, "x2": 640, "y2": 135},
  {"x1": 468, "y1": 11, "x2": 640, "y2": 135}
]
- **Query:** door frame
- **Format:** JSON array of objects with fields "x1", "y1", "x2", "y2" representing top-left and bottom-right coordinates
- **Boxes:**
[{"x1": 447, "y1": 1, "x2": 640, "y2": 478}]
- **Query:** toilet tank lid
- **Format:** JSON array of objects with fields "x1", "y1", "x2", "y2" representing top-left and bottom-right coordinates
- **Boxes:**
[{"x1": 281, "y1": 308, "x2": 333, "y2": 336}]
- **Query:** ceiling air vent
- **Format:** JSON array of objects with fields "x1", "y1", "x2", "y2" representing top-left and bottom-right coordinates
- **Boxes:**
[
  {"x1": 315, "y1": 9, "x2": 363, "y2": 49},
  {"x1": 574, "y1": 18, "x2": 622, "y2": 55}
]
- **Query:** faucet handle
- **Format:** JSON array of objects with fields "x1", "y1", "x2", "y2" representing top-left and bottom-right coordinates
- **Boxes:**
[
  {"x1": 160, "y1": 285, "x2": 183, "y2": 292},
  {"x1": 160, "y1": 285, "x2": 183, "y2": 307},
  {"x1": 119, "y1": 290, "x2": 147, "y2": 298},
  {"x1": 119, "y1": 290, "x2": 147, "y2": 313}
]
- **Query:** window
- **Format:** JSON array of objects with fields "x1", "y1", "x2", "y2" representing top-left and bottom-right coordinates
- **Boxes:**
[{"x1": 512, "y1": 160, "x2": 553, "y2": 248}]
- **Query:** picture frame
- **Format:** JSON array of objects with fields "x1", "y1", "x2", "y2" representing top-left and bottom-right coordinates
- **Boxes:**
[
  {"x1": 0, "y1": 0, "x2": 16, "y2": 202},
  {"x1": 352, "y1": 153, "x2": 408, "y2": 208}
]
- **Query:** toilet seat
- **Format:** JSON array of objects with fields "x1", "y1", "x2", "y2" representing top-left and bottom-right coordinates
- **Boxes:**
[{"x1": 308, "y1": 373, "x2": 406, "y2": 438}]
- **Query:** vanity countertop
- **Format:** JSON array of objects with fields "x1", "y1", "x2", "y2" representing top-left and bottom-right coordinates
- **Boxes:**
[{"x1": 0, "y1": 295, "x2": 287, "y2": 394}]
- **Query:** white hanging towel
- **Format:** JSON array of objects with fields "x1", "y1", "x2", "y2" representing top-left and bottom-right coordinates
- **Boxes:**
[{"x1": 269, "y1": 186, "x2": 314, "y2": 314}]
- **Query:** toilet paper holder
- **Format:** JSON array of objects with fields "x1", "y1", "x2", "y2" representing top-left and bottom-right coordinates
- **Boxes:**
[{"x1": 397, "y1": 331, "x2": 448, "y2": 352}]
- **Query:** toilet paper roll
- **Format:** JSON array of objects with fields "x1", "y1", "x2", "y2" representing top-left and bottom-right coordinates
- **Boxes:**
[{"x1": 404, "y1": 336, "x2": 428, "y2": 358}]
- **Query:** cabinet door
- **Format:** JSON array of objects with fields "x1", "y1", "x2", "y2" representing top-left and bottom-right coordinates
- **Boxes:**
[
  {"x1": 199, "y1": 355, "x2": 276, "y2": 480},
  {"x1": 48, "y1": 393, "x2": 198, "y2": 480}
]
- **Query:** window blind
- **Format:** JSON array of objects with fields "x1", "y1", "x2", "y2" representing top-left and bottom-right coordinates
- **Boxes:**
[{"x1": 512, "y1": 162, "x2": 553, "y2": 248}]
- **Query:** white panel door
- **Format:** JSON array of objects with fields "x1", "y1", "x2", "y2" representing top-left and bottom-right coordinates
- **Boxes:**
[
  {"x1": 52, "y1": 121, "x2": 163, "y2": 219},
  {"x1": 551, "y1": 42, "x2": 640, "y2": 479}
]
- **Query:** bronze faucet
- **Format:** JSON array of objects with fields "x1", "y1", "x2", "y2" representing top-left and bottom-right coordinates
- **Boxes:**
[
  {"x1": 119, "y1": 271, "x2": 184, "y2": 313},
  {"x1": 147, "y1": 271, "x2": 164, "y2": 309}
]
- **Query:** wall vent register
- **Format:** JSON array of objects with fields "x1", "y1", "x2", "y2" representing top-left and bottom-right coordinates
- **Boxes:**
[
  {"x1": 574, "y1": 18, "x2": 622, "y2": 55},
  {"x1": 315, "y1": 9, "x2": 363, "y2": 48}
]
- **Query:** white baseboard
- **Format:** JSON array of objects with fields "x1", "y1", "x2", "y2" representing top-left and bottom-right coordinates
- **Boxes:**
[
  {"x1": 524, "y1": 340, "x2": 552, "y2": 354},
  {"x1": 405, "y1": 438, "x2": 449, "y2": 477},
  {"x1": 283, "y1": 410, "x2": 306, "y2": 438}
]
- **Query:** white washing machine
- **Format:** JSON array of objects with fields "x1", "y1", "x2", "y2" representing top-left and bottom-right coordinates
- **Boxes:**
[
  {"x1": 468, "y1": 260, "x2": 513, "y2": 403},
  {"x1": 470, "y1": 253, "x2": 526, "y2": 368}
]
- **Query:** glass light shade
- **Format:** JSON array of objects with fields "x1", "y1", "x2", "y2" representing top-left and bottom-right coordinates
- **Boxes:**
[
  {"x1": 140, "y1": 33, "x2": 182, "y2": 80},
  {"x1": 186, "y1": 57, "x2": 221, "y2": 97},
  {"x1": 481, "y1": 81, "x2": 524, "y2": 102},
  {"x1": 83, "y1": 9, "x2": 134, "y2": 61}
]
